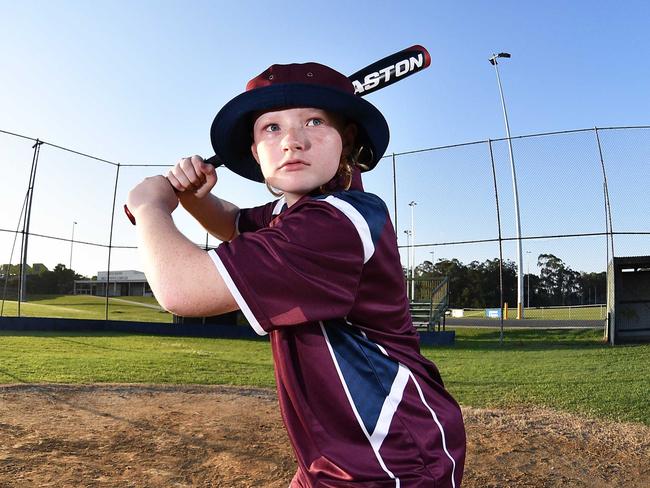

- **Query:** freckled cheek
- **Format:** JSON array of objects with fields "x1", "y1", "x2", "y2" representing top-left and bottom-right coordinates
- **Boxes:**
[
  {"x1": 254, "y1": 142, "x2": 279, "y2": 165},
  {"x1": 312, "y1": 132, "x2": 342, "y2": 153},
  {"x1": 324, "y1": 138, "x2": 344, "y2": 161},
  {"x1": 326, "y1": 131, "x2": 344, "y2": 151}
]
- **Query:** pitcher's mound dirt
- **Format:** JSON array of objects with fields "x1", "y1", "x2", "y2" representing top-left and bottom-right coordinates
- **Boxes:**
[{"x1": 0, "y1": 384, "x2": 648, "y2": 487}]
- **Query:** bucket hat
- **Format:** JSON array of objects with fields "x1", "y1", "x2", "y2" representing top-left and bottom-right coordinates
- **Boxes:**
[{"x1": 210, "y1": 62, "x2": 390, "y2": 182}]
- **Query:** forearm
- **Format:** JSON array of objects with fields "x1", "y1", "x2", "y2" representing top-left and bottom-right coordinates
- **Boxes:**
[
  {"x1": 135, "y1": 206, "x2": 237, "y2": 316},
  {"x1": 179, "y1": 193, "x2": 240, "y2": 241}
]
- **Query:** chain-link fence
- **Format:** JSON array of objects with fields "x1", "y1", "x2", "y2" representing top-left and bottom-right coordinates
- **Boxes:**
[{"x1": 1, "y1": 126, "x2": 648, "y2": 323}]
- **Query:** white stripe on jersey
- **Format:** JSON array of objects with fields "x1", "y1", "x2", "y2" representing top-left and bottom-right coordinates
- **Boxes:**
[
  {"x1": 208, "y1": 249, "x2": 267, "y2": 336},
  {"x1": 321, "y1": 196, "x2": 375, "y2": 263},
  {"x1": 358, "y1": 327, "x2": 389, "y2": 357},
  {"x1": 369, "y1": 364, "x2": 410, "y2": 452},
  {"x1": 272, "y1": 196, "x2": 287, "y2": 215},
  {"x1": 320, "y1": 322, "x2": 400, "y2": 488},
  {"x1": 408, "y1": 371, "x2": 458, "y2": 488}
]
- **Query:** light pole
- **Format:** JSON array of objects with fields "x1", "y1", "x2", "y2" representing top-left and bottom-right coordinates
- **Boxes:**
[
  {"x1": 69, "y1": 221, "x2": 77, "y2": 270},
  {"x1": 404, "y1": 230, "x2": 412, "y2": 300},
  {"x1": 489, "y1": 52, "x2": 524, "y2": 319},
  {"x1": 409, "y1": 201, "x2": 417, "y2": 300}
]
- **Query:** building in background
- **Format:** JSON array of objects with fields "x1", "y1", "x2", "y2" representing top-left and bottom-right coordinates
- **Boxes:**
[{"x1": 74, "y1": 270, "x2": 152, "y2": 297}]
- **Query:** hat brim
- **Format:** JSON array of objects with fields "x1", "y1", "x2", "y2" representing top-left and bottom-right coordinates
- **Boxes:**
[{"x1": 210, "y1": 84, "x2": 389, "y2": 182}]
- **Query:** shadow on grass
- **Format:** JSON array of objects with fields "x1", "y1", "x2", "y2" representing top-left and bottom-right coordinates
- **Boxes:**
[
  {"x1": 23, "y1": 295, "x2": 164, "y2": 310},
  {"x1": 49, "y1": 336, "x2": 132, "y2": 352},
  {"x1": 0, "y1": 330, "x2": 131, "y2": 339}
]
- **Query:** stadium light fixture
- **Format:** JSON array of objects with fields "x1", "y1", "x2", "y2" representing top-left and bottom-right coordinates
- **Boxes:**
[{"x1": 489, "y1": 52, "x2": 511, "y2": 65}]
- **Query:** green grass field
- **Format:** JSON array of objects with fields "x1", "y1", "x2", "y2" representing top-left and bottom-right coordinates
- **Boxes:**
[
  {"x1": 0, "y1": 327, "x2": 647, "y2": 426},
  {"x1": 425, "y1": 328, "x2": 649, "y2": 425},
  {"x1": 0, "y1": 295, "x2": 172, "y2": 322}
]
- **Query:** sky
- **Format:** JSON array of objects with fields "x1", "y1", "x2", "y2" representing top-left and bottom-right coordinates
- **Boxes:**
[{"x1": 1, "y1": 0, "x2": 649, "y2": 279}]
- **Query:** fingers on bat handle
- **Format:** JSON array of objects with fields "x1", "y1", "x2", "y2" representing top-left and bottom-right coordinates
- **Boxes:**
[{"x1": 124, "y1": 155, "x2": 222, "y2": 225}]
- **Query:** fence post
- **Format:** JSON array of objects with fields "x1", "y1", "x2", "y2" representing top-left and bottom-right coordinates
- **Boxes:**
[
  {"x1": 2, "y1": 191, "x2": 28, "y2": 317},
  {"x1": 488, "y1": 140, "x2": 505, "y2": 343},
  {"x1": 105, "y1": 163, "x2": 121, "y2": 320},
  {"x1": 18, "y1": 139, "x2": 43, "y2": 313},
  {"x1": 595, "y1": 127, "x2": 617, "y2": 341},
  {"x1": 594, "y1": 128, "x2": 616, "y2": 261}
]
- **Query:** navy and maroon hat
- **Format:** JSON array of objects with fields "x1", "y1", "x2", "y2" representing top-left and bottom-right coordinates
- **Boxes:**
[{"x1": 210, "y1": 62, "x2": 390, "y2": 183}]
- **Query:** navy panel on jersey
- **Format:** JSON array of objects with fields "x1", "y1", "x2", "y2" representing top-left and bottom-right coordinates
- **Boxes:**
[
  {"x1": 323, "y1": 321, "x2": 399, "y2": 436},
  {"x1": 315, "y1": 191, "x2": 387, "y2": 248}
]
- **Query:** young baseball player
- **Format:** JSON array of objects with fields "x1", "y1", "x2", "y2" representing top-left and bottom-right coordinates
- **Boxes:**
[{"x1": 127, "y1": 62, "x2": 466, "y2": 487}]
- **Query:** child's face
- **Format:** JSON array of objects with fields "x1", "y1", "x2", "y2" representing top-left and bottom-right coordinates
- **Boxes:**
[{"x1": 251, "y1": 107, "x2": 355, "y2": 205}]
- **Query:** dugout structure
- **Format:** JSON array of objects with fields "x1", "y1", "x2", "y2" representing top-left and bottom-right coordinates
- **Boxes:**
[{"x1": 607, "y1": 256, "x2": 650, "y2": 345}]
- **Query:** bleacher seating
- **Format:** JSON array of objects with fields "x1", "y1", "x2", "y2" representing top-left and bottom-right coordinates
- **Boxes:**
[{"x1": 408, "y1": 277, "x2": 450, "y2": 332}]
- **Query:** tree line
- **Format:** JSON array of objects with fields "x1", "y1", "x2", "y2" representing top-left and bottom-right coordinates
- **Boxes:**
[
  {"x1": 412, "y1": 253, "x2": 606, "y2": 308},
  {"x1": 1, "y1": 263, "x2": 86, "y2": 297},
  {"x1": 2, "y1": 253, "x2": 606, "y2": 307}
]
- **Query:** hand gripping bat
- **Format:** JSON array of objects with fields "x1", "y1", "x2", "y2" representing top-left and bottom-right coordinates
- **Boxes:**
[{"x1": 124, "y1": 45, "x2": 431, "y2": 225}]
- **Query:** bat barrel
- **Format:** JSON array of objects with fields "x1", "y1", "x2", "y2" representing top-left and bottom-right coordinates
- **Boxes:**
[{"x1": 348, "y1": 45, "x2": 431, "y2": 97}]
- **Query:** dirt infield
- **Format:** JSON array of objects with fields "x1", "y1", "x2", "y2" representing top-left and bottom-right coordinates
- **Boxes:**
[{"x1": 0, "y1": 385, "x2": 648, "y2": 487}]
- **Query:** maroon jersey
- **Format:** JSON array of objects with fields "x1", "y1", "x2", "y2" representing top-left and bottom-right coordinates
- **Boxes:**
[{"x1": 210, "y1": 183, "x2": 465, "y2": 487}]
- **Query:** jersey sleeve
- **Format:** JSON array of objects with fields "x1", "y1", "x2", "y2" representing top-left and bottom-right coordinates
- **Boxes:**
[
  {"x1": 236, "y1": 198, "x2": 285, "y2": 233},
  {"x1": 211, "y1": 199, "x2": 365, "y2": 335}
]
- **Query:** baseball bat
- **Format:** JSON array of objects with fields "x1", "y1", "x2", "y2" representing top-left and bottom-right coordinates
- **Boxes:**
[{"x1": 124, "y1": 45, "x2": 431, "y2": 225}]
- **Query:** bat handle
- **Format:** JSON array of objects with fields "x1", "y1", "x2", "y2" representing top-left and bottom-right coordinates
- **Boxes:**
[
  {"x1": 204, "y1": 154, "x2": 223, "y2": 166},
  {"x1": 124, "y1": 204, "x2": 137, "y2": 225},
  {"x1": 124, "y1": 154, "x2": 223, "y2": 225}
]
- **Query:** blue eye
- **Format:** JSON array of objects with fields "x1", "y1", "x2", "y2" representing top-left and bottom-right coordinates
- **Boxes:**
[
  {"x1": 307, "y1": 118, "x2": 323, "y2": 127},
  {"x1": 265, "y1": 123, "x2": 280, "y2": 132}
]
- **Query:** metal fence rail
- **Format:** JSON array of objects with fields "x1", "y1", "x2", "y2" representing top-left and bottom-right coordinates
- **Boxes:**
[{"x1": 1, "y1": 126, "x2": 649, "y2": 324}]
